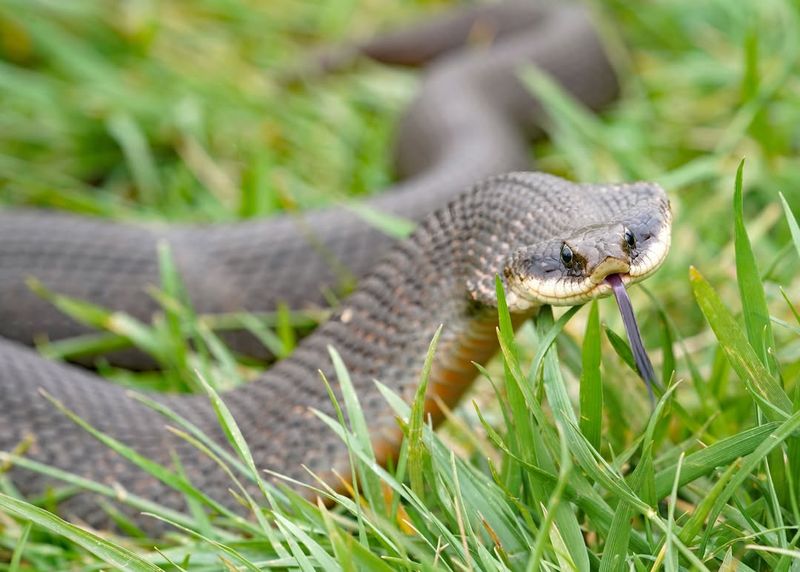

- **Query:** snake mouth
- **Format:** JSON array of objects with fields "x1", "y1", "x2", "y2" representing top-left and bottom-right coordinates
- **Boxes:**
[
  {"x1": 562, "y1": 269, "x2": 634, "y2": 304},
  {"x1": 590, "y1": 256, "x2": 631, "y2": 283}
]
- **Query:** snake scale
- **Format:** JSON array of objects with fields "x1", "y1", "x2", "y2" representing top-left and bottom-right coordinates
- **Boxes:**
[{"x1": 0, "y1": 1, "x2": 671, "y2": 532}]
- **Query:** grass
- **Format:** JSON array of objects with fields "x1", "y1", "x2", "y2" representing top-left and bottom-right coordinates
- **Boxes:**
[{"x1": 1, "y1": 0, "x2": 800, "y2": 569}]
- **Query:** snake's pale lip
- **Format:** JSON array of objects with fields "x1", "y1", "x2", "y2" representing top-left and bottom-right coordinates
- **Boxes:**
[
  {"x1": 508, "y1": 273, "x2": 630, "y2": 309},
  {"x1": 589, "y1": 257, "x2": 630, "y2": 284}
]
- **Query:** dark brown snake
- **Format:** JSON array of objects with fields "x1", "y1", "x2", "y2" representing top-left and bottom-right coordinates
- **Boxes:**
[{"x1": 0, "y1": 1, "x2": 671, "y2": 532}]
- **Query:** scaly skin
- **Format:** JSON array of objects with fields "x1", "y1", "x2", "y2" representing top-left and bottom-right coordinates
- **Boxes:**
[
  {"x1": 0, "y1": 3, "x2": 663, "y2": 534},
  {"x1": 0, "y1": 173, "x2": 670, "y2": 532},
  {"x1": 0, "y1": 1, "x2": 618, "y2": 366}
]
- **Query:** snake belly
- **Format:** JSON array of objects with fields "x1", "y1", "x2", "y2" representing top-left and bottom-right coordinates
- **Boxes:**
[{"x1": 0, "y1": 2, "x2": 653, "y2": 532}]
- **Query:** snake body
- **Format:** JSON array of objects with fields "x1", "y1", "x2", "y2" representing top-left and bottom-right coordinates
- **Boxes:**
[
  {"x1": 0, "y1": 2, "x2": 671, "y2": 532},
  {"x1": 0, "y1": 1, "x2": 617, "y2": 364}
]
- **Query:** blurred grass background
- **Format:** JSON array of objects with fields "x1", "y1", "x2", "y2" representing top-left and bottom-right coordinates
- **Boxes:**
[
  {"x1": 1, "y1": 0, "x2": 800, "y2": 569},
  {"x1": 0, "y1": 0, "x2": 425, "y2": 219}
]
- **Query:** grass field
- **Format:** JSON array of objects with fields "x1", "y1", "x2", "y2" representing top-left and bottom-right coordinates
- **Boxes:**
[{"x1": 1, "y1": 0, "x2": 800, "y2": 570}]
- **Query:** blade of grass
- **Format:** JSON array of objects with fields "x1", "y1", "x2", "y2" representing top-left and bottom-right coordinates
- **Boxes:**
[
  {"x1": 699, "y1": 407, "x2": 800, "y2": 555},
  {"x1": 106, "y1": 112, "x2": 162, "y2": 204},
  {"x1": 8, "y1": 521, "x2": 31, "y2": 572},
  {"x1": 0, "y1": 451, "x2": 211, "y2": 532},
  {"x1": 733, "y1": 160, "x2": 776, "y2": 374},
  {"x1": 191, "y1": 371, "x2": 289, "y2": 549},
  {"x1": 678, "y1": 460, "x2": 740, "y2": 546},
  {"x1": 689, "y1": 266, "x2": 791, "y2": 419},
  {"x1": 603, "y1": 325, "x2": 637, "y2": 373},
  {"x1": 732, "y1": 160, "x2": 790, "y2": 508},
  {"x1": 601, "y1": 378, "x2": 679, "y2": 570},
  {"x1": 407, "y1": 325, "x2": 442, "y2": 497},
  {"x1": 534, "y1": 309, "x2": 710, "y2": 569},
  {"x1": 156, "y1": 241, "x2": 190, "y2": 373},
  {"x1": 315, "y1": 369, "x2": 372, "y2": 548},
  {"x1": 0, "y1": 493, "x2": 161, "y2": 572},
  {"x1": 779, "y1": 192, "x2": 800, "y2": 259},
  {"x1": 653, "y1": 423, "x2": 778, "y2": 497},
  {"x1": 328, "y1": 345, "x2": 382, "y2": 511},
  {"x1": 526, "y1": 423, "x2": 574, "y2": 572},
  {"x1": 579, "y1": 300, "x2": 602, "y2": 450}
]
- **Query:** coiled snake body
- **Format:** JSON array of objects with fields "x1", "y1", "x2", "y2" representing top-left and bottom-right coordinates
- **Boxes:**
[{"x1": 0, "y1": 2, "x2": 671, "y2": 531}]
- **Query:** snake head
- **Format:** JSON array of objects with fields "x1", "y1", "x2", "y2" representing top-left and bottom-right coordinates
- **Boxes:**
[{"x1": 502, "y1": 185, "x2": 671, "y2": 311}]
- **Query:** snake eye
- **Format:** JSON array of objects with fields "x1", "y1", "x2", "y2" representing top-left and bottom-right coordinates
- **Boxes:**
[
  {"x1": 624, "y1": 228, "x2": 636, "y2": 249},
  {"x1": 560, "y1": 243, "x2": 574, "y2": 266}
]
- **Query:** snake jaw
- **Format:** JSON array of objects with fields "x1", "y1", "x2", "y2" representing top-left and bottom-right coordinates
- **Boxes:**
[{"x1": 506, "y1": 274, "x2": 626, "y2": 310}]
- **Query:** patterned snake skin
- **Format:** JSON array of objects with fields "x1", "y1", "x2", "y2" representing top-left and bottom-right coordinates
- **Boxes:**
[
  {"x1": 0, "y1": 2, "x2": 663, "y2": 532},
  {"x1": 0, "y1": 1, "x2": 618, "y2": 363}
]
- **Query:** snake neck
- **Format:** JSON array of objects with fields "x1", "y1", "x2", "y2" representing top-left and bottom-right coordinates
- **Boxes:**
[
  {"x1": 213, "y1": 177, "x2": 547, "y2": 486},
  {"x1": 143, "y1": 172, "x2": 671, "y2": 498}
]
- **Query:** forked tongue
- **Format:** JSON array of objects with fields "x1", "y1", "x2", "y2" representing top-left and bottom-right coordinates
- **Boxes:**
[{"x1": 605, "y1": 274, "x2": 658, "y2": 403}]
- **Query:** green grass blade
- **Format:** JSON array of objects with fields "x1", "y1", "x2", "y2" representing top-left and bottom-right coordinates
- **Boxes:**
[
  {"x1": 579, "y1": 300, "x2": 602, "y2": 450},
  {"x1": 494, "y1": 275, "x2": 538, "y2": 492},
  {"x1": 26, "y1": 277, "x2": 113, "y2": 331},
  {"x1": 328, "y1": 346, "x2": 382, "y2": 510},
  {"x1": 273, "y1": 512, "x2": 341, "y2": 571},
  {"x1": 677, "y1": 460, "x2": 738, "y2": 546},
  {"x1": 653, "y1": 423, "x2": 777, "y2": 497},
  {"x1": 732, "y1": 161, "x2": 790, "y2": 505},
  {"x1": 8, "y1": 521, "x2": 31, "y2": 572},
  {"x1": 39, "y1": 389, "x2": 242, "y2": 524},
  {"x1": 526, "y1": 426, "x2": 574, "y2": 572},
  {"x1": 156, "y1": 241, "x2": 190, "y2": 372},
  {"x1": 0, "y1": 451, "x2": 211, "y2": 532},
  {"x1": 600, "y1": 444, "x2": 652, "y2": 572},
  {"x1": 689, "y1": 267, "x2": 791, "y2": 419},
  {"x1": 191, "y1": 371, "x2": 287, "y2": 547},
  {"x1": 0, "y1": 493, "x2": 161, "y2": 572},
  {"x1": 733, "y1": 160, "x2": 776, "y2": 373},
  {"x1": 407, "y1": 325, "x2": 442, "y2": 497},
  {"x1": 779, "y1": 192, "x2": 800, "y2": 259},
  {"x1": 318, "y1": 501, "x2": 357, "y2": 572},
  {"x1": 315, "y1": 369, "x2": 372, "y2": 547},
  {"x1": 699, "y1": 407, "x2": 800, "y2": 554},
  {"x1": 36, "y1": 332, "x2": 131, "y2": 361},
  {"x1": 527, "y1": 304, "x2": 584, "y2": 388},
  {"x1": 347, "y1": 203, "x2": 416, "y2": 239},
  {"x1": 277, "y1": 303, "x2": 297, "y2": 355},
  {"x1": 602, "y1": 325, "x2": 638, "y2": 374},
  {"x1": 106, "y1": 112, "x2": 162, "y2": 204}
]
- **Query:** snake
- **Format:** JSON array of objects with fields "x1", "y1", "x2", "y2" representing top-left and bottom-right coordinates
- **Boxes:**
[{"x1": 0, "y1": 1, "x2": 671, "y2": 532}]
